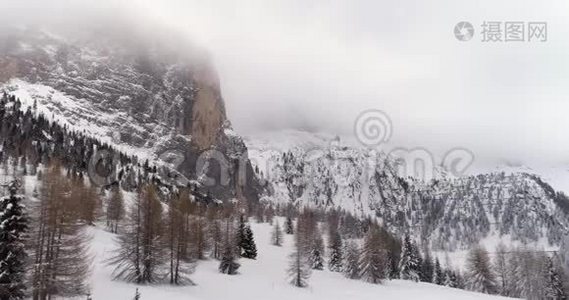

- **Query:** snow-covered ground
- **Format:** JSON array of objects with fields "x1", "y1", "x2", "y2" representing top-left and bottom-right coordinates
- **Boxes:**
[{"x1": 88, "y1": 218, "x2": 513, "y2": 300}]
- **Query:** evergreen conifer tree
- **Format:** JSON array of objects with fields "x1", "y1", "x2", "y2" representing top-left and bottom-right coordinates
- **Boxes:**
[
  {"x1": 433, "y1": 258, "x2": 444, "y2": 285},
  {"x1": 359, "y1": 226, "x2": 387, "y2": 284},
  {"x1": 241, "y1": 225, "x2": 258, "y2": 259},
  {"x1": 465, "y1": 245, "x2": 497, "y2": 294},
  {"x1": 399, "y1": 235, "x2": 420, "y2": 282},
  {"x1": 310, "y1": 234, "x2": 325, "y2": 270},
  {"x1": 328, "y1": 231, "x2": 343, "y2": 272},
  {"x1": 343, "y1": 241, "x2": 361, "y2": 279},
  {"x1": 0, "y1": 180, "x2": 27, "y2": 300}
]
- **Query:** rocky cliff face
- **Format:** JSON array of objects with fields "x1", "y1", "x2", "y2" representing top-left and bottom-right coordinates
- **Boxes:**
[
  {"x1": 0, "y1": 27, "x2": 259, "y2": 202},
  {"x1": 246, "y1": 131, "x2": 569, "y2": 251}
]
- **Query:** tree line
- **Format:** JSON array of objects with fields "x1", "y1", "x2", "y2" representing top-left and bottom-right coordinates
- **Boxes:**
[{"x1": 280, "y1": 207, "x2": 567, "y2": 299}]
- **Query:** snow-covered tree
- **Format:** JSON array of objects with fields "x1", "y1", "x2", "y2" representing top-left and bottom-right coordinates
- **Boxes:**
[
  {"x1": 310, "y1": 233, "x2": 325, "y2": 270},
  {"x1": 237, "y1": 215, "x2": 257, "y2": 259},
  {"x1": 343, "y1": 241, "x2": 361, "y2": 279},
  {"x1": 544, "y1": 256, "x2": 567, "y2": 300},
  {"x1": 0, "y1": 180, "x2": 27, "y2": 300},
  {"x1": 433, "y1": 258, "x2": 444, "y2": 285},
  {"x1": 328, "y1": 230, "x2": 343, "y2": 272},
  {"x1": 399, "y1": 235, "x2": 421, "y2": 282},
  {"x1": 465, "y1": 245, "x2": 497, "y2": 294},
  {"x1": 359, "y1": 225, "x2": 387, "y2": 284},
  {"x1": 241, "y1": 225, "x2": 257, "y2": 259}
]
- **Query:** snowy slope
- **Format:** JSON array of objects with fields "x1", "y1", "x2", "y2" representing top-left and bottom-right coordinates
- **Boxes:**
[{"x1": 88, "y1": 218, "x2": 512, "y2": 300}]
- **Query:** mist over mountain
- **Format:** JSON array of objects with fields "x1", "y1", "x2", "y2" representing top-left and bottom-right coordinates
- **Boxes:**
[{"x1": 0, "y1": 1, "x2": 568, "y2": 299}]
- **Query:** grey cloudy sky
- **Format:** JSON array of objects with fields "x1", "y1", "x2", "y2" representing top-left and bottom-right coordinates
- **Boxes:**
[{"x1": 3, "y1": 0, "x2": 569, "y2": 166}]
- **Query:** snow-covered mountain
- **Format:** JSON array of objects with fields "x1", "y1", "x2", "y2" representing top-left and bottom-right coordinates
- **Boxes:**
[
  {"x1": 245, "y1": 130, "x2": 569, "y2": 251},
  {"x1": 0, "y1": 27, "x2": 260, "y2": 202},
  {"x1": 2, "y1": 26, "x2": 568, "y2": 254}
]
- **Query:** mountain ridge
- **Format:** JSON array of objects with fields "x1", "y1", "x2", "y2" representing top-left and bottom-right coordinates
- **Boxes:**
[{"x1": 245, "y1": 130, "x2": 569, "y2": 251}]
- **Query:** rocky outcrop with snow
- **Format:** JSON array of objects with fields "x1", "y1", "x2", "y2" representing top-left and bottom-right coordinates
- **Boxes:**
[
  {"x1": 0, "y1": 27, "x2": 260, "y2": 202},
  {"x1": 246, "y1": 131, "x2": 569, "y2": 251}
]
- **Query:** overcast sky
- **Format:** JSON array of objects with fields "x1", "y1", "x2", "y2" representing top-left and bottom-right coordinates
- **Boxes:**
[{"x1": 3, "y1": 0, "x2": 569, "y2": 167}]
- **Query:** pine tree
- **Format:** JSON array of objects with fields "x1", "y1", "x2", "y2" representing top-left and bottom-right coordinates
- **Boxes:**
[
  {"x1": 271, "y1": 221, "x2": 283, "y2": 246},
  {"x1": 133, "y1": 288, "x2": 140, "y2": 300},
  {"x1": 443, "y1": 269, "x2": 452, "y2": 287},
  {"x1": 285, "y1": 216, "x2": 294, "y2": 235},
  {"x1": 328, "y1": 230, "x2": 343, "y2": 272},
  {"x1": 219, "y1": 219, "x2": 240, "y2": 275},
  {"x1": 399, "y1": 235, "x2": 420, "y2": 282},
  {"x1": 544, "y1": 256, "x2": 567, "y2": 300},
  {"x1": 387, "y1": 250, "x2": 400, "y2": 280},
  {"x1": 236, "y1": 214, "x2": 247, "y2": 255},
  {"x1": 444, "y1": 269, "x2": 460, "y2": 288},
  {"x1": 310, "y1": 233, "x2": 325, "y2": 270},
  {"x1": 241, "y1": 225, "x2": 258, "y2": 259},
  {"x1": 0, "y1": 180, "x2": 27, "y2": 300},
  {"x1": 236, "y1": 214, "x2": 257, "y2": 259},
  {"x1": 359, "y1": 225, "x2": 387, "y2": 284},
  {"x1": 465, "y1": 245, "x2": 497, "y2": 294},
  {"x1": 343, "y1": 241, "x2": 361, "y2": 279},
  {"x1": 433, "y1": 258, "x2": 444, "y2": 285},
  {"x1": 411, "y1": 242, "x2": 423, "y2": 281}
]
